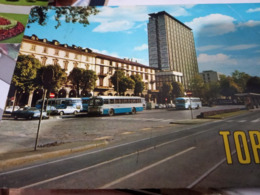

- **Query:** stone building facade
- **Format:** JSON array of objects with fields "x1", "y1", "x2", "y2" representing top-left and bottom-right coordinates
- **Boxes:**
[{"x1": 19, "y1": 35, "x2": 157, "y2": 106}]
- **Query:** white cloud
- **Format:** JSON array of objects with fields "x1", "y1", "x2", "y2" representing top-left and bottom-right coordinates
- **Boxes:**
[
  {"x1": 246, "y1": 7, "x2": 260, "y2": 13},
  {"x1": 185, "y1": 14, "x2": 236, "y2": 36},
  {"x1": 93, "y1": 20, "x2": 134, "y2": 32},
  {"x1": 90, "y1": 6, "x2": 148, "y2": 33},
  {"x1": 197, "y1": 45, "x2": 224, "y2": 52},
  {"x1": 225, "y1": 44, "x2": 259, "y2": 51},
  {"x1": 238, "y1": 20, "x2": 260, "y2": 27},
  {"x1": 168, "y1": 5, "x2": 196, "y2": 17},
  {"x1": 198, "y1": 53, "x2": 237, "y2": 66},
  {"x1": 134, "y1": 44, "x2": 148, "y2": 51},
  {"x1": 91, "y1": 48, "x2": 119, "y2": 58}
]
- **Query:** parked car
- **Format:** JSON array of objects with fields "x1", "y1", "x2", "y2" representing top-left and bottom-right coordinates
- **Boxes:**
[
  {"x1": 4, "y1": 106, "x2": 20, "y2": 113},
  {"x1": 12, "y1": 107, "x2": 49, "y2": 120}
]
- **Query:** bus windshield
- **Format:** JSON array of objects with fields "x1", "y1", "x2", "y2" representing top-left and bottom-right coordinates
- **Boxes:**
[{"x1": 89, "y1": 98, "x2": 103, "y2": 106}]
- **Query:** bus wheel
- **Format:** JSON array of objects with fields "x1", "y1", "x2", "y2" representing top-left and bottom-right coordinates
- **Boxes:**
[
  {"x1": 188, "y1": 106, "x2": 192, "y2": 110},
  {"x1": 131, "y1": 108, "x2": 136, "y2": 114},
  {"x1": 196, "y1": 105, "x2": 200, "y2": 109},
  {"x1": 109, "y1": 109, "x2": 114, "y2": 116},
  {"x1": 59, "y1": 111, "x2": 64, "y2": 116},
  {"x1": 73, "y1": 111, "x2": 77, "y2": 115}
]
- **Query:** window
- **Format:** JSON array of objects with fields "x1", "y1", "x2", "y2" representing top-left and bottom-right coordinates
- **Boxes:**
[
  {"x1": 73, "y1": 62, "x2": 78, "y2": 68},
  {"x1": 99, "y1": 78, "x2": 104, "y2": 86},
  {"x1": 55, "y1": 49, "x2": 59, "y2": 56},
  {"x1": 63, "y1": 61, "x2": 69, "y2": 70},
  {"x1": 100, "y1": 59, "x2": 104, "y2": 64},
  {"x1": 43, "y1": 47, "x2": 48, "y2": 53},
  {"x1": 30, "y1": 44, "x2": 36, "y2": 51},
  {"x1": 41, "y1": 57, "x2": 47, "y2": 66},
  {"x1": 53, "y1": 58, "x2": 59, "y2": 65},
  {"x1": 65, "y1": 52, "x2": 69, "y2": 58},
  {"x1": 110, "y1": 99, "x2": 114, "y2": 104},
  {"x1": 104, "y1": 99, "x2": 109, "y2": 104}
]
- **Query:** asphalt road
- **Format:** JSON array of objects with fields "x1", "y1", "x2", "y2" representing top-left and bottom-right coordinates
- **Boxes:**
[
  {"x1": 0, "y1": 107, "x2": 259, "y2": 190},
  {"x1": 0, "y1": 105, "x2": 244, "y2": 153}
]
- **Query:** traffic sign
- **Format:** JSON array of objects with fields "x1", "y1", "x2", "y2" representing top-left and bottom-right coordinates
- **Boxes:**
[
  {"x1": 186, "y1": 91, "x2": 192, "y2": 97},
  {"x1": 49, "y1": 93, "x2": 55, "y2": 98}
]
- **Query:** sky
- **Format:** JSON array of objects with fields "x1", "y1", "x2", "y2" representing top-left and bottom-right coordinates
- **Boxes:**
[{"x1": 24, "y1": 4, "x2": 260, "y2": 76}]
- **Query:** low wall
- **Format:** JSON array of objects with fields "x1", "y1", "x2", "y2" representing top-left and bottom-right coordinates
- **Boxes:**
[{"x1": 198, "y1": 108, "x2": 241, "y2": 118}]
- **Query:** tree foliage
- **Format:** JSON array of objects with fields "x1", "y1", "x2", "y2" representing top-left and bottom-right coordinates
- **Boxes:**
[
  {"x1": 68, "y1": 67, "x2": 84, "y2": 97},
  {"x1": 219, "y1": 75, "x2": 240, "y2": 97},
  {"x1": 130, "y1": 74, "x2": 145, "y2": 96},
  {"x1": 171, "y1": 81, "x2": 184, "y2": 98},
  {"x1": 81, "y1": 70, "x2": 97, "y2": 91},
  {"x1": 36, "y1": 64, "x2": 67, "y2": 92},
  {"x1": 189, "y1": 74, "x2": 205, "y2": 97},
  {"x1": 160, "y1": 82, "x2": 172, "y2": 103},
  {"x1": 28, "y1": 6, "x2": 99, "y2": 29},
  {"x1": 232, "y1": 70, "x2": 250, "y2": 92},
  {"x1": 111, "y1": 70, "x2": 135, "y2": 95},
  {"x1": 68, "y1": 67, "x2": 97, "y2": 97},
  {"x1": 245, "y1": 76, "x2": 260, "y2": 93},
  {"x1": 12, "y1": 54, "x2": 42, "y2": 92}
]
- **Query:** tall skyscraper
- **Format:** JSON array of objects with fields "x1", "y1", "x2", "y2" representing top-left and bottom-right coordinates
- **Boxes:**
[{"x1": 148, "y1": 11, "x2": 199, "y2": 90}]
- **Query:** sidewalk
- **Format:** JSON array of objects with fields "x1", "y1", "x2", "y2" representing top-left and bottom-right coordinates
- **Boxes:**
[{"x1": 0, "y1": 140, "x2": 107, "y2": 171}]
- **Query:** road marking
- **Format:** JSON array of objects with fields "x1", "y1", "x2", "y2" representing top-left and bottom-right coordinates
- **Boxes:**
[
  {"x1": 21, "y1": 144, "x2": 195, "y2": 188},
  {"x1": 94, "y1": 136, "x2": 113, "y2": 141},
  {"x1": 226, "y1": 120, "x2": 233, "y2": 122},
  {"x1": 251, "y1": 118, "x2": 260, "y2": 123},
  {"x1": 238, "y1": 120, "x2": 246, "y2": 123},
  {"x1": 100, "y1": 147, "x2": 196, "y2": 189},
  {"x1": 101, "y1": 117, "x2": 171, "y2": 122},
  {"x1": 0, "y1": 122, "x2": 214, "y2": 176}
]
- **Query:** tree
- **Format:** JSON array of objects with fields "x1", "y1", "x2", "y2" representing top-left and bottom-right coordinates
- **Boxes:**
[
  {"x1": 119, "y1": 77, "x2": 135, "y2": 95},
  {"x1": 245, "y1": 76, "x2": 260, "y2": 93},
  {"x1": 81, "y1": 70, "x2": 98, "y2": 92},
  {"x1": 219, "y1": 75, "x2": 240, "y2": 98},
  {"x1": 110, "y1": 70, "x2": 125, "y2": 94},
  {"x1": 189, "y1": 74, "x2": 205, "y2": 97},
  {"x1": 68, "y1": 67, "x2": 84, "y2": 97},
  {"x1": 28, "y1": 6, "x2": 99, "y2": 29},
  {"x1": 204, "y1": 82, "x2": 221, "y2": 105},
  {"x1": 11, "y1": 54, "x2": 42, "y2": 105},
  {"x1": 232, "y1": 70, "x2": 251, "y2": 92},
  {"x1": 171, "y1": 81, "x2": 184, "y2": 98},
  {"x1": 130, "y1": 74, "x2": 145, "y2": 96},
  {"x1": 36, "y1": 64, "x2": 67, "y2": 95},
  {"x1": 160, "y1": 82, "x2": 172, "y2": 103}
]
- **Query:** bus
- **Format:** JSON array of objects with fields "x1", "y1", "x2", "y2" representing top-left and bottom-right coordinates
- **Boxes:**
[
  {"x1": 88, "y1": 96, "x2": 144, "y2": 116},
  {"x1": 36, "y1": 98, "x2": 82, "y2": 115},
  {"x1": 175, "y1": 97, "x2": 202, "y2": 110},
  {"x1": 81, "y1": 97, "x2": 90, "y2": 112}
]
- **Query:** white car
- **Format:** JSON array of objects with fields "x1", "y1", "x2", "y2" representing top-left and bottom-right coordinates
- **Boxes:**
[{"x1": 5, "y1": 106, "x2": 20, "y2": 113}]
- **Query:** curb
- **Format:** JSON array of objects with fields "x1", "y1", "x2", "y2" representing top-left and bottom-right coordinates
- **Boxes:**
[
  {"x1": 0, "y1": 141, "x2": 107, "y2": 171},
  {"x1": 169, "y1": 119, "x2": 214, "y2": 125}
]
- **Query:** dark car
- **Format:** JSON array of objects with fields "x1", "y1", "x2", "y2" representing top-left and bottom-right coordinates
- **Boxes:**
[{"x1": 12, "y1": 107, "x2": 49, "y2": 120}]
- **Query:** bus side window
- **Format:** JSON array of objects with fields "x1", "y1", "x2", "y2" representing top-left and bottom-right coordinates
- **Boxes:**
[
  {"x1": 104, "y1": 99, "x2": 109, "y2": 104},
  {"x1": 110, "y1": 99, "x2": 114, "y2": 104}
]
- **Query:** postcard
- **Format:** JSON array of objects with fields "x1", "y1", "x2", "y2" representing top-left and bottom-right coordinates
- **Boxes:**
[{"x1": 0, "y1": 2, "x2": 260, "y2": 194}]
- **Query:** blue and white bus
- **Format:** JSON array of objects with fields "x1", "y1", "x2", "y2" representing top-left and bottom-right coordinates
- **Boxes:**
[
  {"x1": 81, "y1": 97, "x2": 90, "y2": 112},
  {"x1": 88, "y1": 96, "x2": 144, "y2": 116},
  {"x1": 175, "y1": 97, "x2": 202, "y2": 110},
  {"x1": 36, "y1": 98, "x2": 82, "y2": 115}
]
